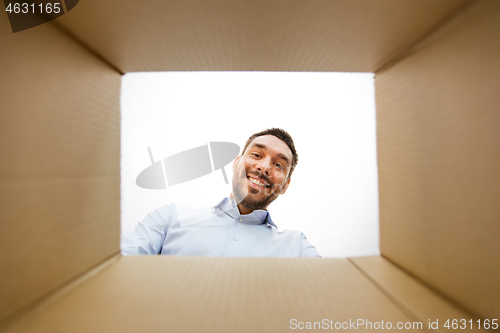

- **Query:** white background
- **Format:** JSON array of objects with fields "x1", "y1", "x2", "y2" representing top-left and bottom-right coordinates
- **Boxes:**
[{"x1": 121, "y1": 71, "x2": 379, "y2": 257}]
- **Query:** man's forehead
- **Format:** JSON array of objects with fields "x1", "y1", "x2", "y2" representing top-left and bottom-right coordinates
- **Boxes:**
[{"x1": 248, "y1": 135, "x2": 293, "y2": 160}]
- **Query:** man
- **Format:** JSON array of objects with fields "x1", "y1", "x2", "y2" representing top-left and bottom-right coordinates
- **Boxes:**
[{"x1": 121, "y1": 128, "x2": 320, "y2": 257}]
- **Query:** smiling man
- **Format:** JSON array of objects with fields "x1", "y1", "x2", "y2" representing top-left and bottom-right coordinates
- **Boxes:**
[{"x1": 121, "y1": 128, "x2": 320, "y2": 257}]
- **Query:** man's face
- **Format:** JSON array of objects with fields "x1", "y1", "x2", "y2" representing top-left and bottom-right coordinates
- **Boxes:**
[{"x1": 231, "y1": 135, "x2": 293, "y2": 212}]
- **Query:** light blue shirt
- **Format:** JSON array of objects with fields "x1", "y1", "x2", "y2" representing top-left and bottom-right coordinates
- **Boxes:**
[{"x1": 121, "y1": 197, "x2": 320, "y2": 257}]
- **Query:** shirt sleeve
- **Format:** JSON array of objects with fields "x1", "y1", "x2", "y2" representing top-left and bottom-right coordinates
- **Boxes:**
[
  {"x1": 121, "y1": 205, "x2": 172, "y2": 255},
  {"x1": 300, "y1": 232, "x2": 321, "y2": 258}
]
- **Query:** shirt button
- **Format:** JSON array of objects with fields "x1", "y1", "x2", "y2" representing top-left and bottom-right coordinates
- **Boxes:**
[
  {"x1": 233, "y1": 236, "x2": 238, "y2": 241},
  {"x1": 239, "y1": 218, "x2": 243, "y2": 222}
]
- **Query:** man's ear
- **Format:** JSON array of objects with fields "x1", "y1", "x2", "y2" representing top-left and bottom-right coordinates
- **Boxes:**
[
  {"x1": 232, "y1": 155, "x2": 241, "y2": 172},
  {"x1": 281, "y1": 178, "x2": 291, "y2": 195}
]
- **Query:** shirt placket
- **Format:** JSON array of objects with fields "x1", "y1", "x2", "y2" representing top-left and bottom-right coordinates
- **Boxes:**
[{"x1": 221, "y1": 215, "x2": 242, "y2": 256}]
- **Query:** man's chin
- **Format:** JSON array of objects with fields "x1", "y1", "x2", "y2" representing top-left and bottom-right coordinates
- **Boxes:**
[
  {"x1": 239, "y1": 198, "x2": 266, "y2": 211},
  {"x1": 248, "y1": 187, "x2": 261, "y2": 195},
  {"x1": 232, "y1": 176, "x2": 276, "y2": 209},
  {"x1": 238, "y1": 191, "x2": 276, "y2": 210}
]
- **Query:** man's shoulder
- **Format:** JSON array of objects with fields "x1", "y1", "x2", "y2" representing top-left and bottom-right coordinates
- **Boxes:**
[
  {"x1": 273, "y1": 227, "x2": 308, "y2": 239},
  {"x1": 273, "y1": 227, "x2": 320, "y2": 257},
  {"x1": 157, "y1": 201, "x2": 222, "y2": 227},
  {"x1": 152, "y1": 201, "x2": 211, "y2": 214},
  {"x1": 144, "y1": 201, "x2": 201, "y2": 223}
]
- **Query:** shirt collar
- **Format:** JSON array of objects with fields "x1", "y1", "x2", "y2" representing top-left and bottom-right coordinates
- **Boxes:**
[{"x1": 213, "y1": 197, "x2": 278, "y2": 228}]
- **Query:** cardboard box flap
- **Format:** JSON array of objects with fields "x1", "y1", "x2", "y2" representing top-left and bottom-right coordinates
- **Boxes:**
[
  {"x1": 350, "y1": 256, "x2": 483, "y2": 332},
  {"x1": 55, "y1": 0, "x2": 473, "y2": 73},
  {"x1": 0, "y1": 13, "x2": 121, "y2": 323},
  {"x1": 6, "y1": 256, "x2": 422, "y2": 333},
  {"x1": 375, "y1": 0, "x2": 500, "y2": 319}
]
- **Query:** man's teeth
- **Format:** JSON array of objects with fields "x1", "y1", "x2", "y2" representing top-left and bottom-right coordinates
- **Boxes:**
[{"x1": 249, "y1": 178, "x2": 266, "y2": 187}]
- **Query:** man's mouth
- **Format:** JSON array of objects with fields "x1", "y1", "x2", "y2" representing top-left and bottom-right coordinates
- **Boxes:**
[{"x1": 247, "y1": 175, "x2": 270, "y2": 189}]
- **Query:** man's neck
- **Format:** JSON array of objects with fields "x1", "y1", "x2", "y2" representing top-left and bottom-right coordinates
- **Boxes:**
[
  {"x1": 229, "y1": 193, "x2": 265, "y2": 215},
  {"x1": 237, "y1": 203, "x2": 254, "y2": 215}
]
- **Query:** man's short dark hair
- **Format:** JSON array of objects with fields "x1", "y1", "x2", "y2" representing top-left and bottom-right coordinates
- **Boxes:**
[{"x1": 242, "y1": 128, "x2": 298, "y2": 179}]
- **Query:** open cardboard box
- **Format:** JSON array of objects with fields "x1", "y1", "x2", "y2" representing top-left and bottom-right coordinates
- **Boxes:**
[{"x1": 1, "y1": 0, "x2": 498, "y2": 331}]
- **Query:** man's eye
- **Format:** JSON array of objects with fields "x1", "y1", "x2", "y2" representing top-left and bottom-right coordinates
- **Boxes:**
[
  {"x1": 251, "y1": 153, "x2": 261, "y2": 158},
  {"x1": 275, "y1": 163, "x2": 283, "y2": 169}
]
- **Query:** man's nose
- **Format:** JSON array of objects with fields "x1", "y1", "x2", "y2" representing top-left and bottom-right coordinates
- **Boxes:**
[{"x1": 256, "y1": 158, "x2": 272, "y2": 175}]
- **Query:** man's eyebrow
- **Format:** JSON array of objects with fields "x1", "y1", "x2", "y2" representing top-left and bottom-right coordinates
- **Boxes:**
[
  {"x1": 252, "y1": 143, "x2": 266, "y2": 150},
  {"x1": 277, "y1": 153, "x2": 290, "y2": 165},
  {"x1": 250, "y1": 143, "x2": 290, "y2": 165}
]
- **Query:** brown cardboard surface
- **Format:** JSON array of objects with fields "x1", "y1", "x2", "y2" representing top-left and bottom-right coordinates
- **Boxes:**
[
  {"x1": 6, "y1": 256, "x2": 422, "y2": 333},
  {"x1": 2, "y1": 0, "x2": 498, "y2": 329},
  {"x1": 376, "y1": 0, "x2": 500, "y2": 320},
  {"x1": 0, "y1": 15, "x2": 122, "y2": 322},
  {"x1": 350, "y1": 256, "x2": 483, "y2": 332},
  {"x1": 54, "y1": 0, "x2": 472, "y2": 73}
]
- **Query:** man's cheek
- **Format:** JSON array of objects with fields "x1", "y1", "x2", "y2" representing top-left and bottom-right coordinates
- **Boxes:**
[
  {"x1": 273, "y1": 174, "x2": 286, "y2": 189},
  {"x1": 275, "y1": 169, "x2": 286, "y2": 180},
  {"x1": 270, "y1": 184, "x2": 283, "y2": 194}
]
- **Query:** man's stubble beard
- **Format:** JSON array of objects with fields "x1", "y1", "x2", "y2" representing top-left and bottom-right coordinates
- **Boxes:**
[{"x1": 231, "y1": 166, "x2": 279, "y2": 211}]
